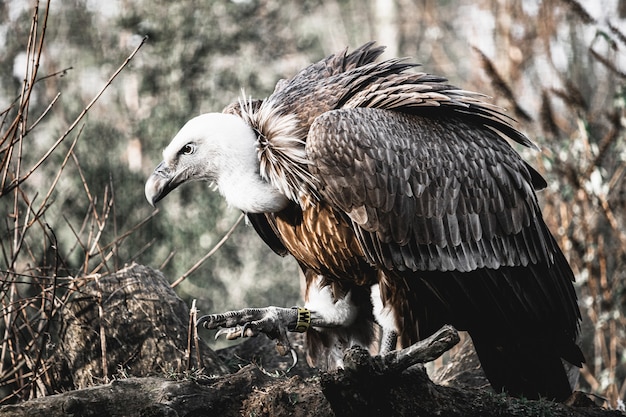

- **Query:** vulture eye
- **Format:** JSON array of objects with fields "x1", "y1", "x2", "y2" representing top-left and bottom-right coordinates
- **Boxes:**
[{"x1": 179, "y1": 144, "x2": 195, "y2": 155}]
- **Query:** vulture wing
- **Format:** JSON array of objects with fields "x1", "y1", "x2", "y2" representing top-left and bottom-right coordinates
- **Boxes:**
[
  {"x1": 306, "y1": 106, "x2": 583, "y2": 399},
  {"x1": 307, "y1": 107, "x2": 551, "y2": 272}
]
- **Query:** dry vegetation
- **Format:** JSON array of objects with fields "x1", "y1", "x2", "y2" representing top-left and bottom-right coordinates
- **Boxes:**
[
  {"x1": 0, "y1": 3, "x2": 152, "y2": 402},
  {"x1": 0, "y1": 0, "x2": 625, "y2": 411}
]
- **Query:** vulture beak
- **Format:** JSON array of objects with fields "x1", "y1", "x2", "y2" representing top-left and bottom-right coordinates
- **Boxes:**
[{"x1": 145, "y1": 161, "x2": 180, "y2": 207}]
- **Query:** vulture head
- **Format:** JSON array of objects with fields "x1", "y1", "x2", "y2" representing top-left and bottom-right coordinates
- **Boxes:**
[{"x1": 145, "y1": 113, "x2": 290, "y2": 213}]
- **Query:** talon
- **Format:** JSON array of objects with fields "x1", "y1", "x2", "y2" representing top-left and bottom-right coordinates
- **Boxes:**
[
  {"x1": 196, "y1": 314, "x2": 212, "y2": 329},
  {"x1": 214, "y1": 327, "x2": 228, "y2": 340},
  {"x1": 286, "y1": 348, "x2": 298, "y2": 373},
  {"x1": 215, "y1": 326, "x2": 243, "y2": 340},
  {"x1": 241, "y1": 322, "x2": 251, "y2": 338},
  {"x1": 226, "y1": 328, "x2": 244, "y2": 340}
]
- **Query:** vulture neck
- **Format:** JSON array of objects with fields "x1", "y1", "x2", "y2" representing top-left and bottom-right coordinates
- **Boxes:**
[
  {"x1": 218, "y1": 169, "x2": 289, "y2": 213},
  {"x1": 214, "y1": 116, "x2": 290, "y2": 214}
]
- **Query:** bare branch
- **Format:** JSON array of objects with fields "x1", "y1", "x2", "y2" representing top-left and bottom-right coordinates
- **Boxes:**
[
  {"x1": 1, "y1": 35, "x2": 148, "y2": 197},
  {"x1": 171, "y1": 213, "x2": 245, "y2": 288}
]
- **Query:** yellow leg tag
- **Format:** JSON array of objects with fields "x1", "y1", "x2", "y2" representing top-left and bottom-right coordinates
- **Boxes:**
[{"x1": 292, "y1": 307, "x2": 311, "y2": 332}]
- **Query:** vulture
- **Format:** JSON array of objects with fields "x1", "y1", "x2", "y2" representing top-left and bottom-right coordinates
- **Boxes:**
[{"x1": 145, "y1": 42, "x2": 583, "y2": 401}]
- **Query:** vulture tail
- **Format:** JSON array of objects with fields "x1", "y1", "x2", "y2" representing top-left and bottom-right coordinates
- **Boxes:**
[
  {"x1": 470, "y1": 332, "x2": 575, "y2": 401},
  {"x1": 403, "y1": 257, "x2": 582, "y2": 401}
]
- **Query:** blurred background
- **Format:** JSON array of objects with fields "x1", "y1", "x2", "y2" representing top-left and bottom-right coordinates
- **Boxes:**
[{"x1": 0, "y1": 0, "x2": 624, "y2": 408}]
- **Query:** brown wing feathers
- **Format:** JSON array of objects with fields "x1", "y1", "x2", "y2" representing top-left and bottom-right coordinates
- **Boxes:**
[{"x1": 307, "y1": 107, "x2": 550, "y2": 272}]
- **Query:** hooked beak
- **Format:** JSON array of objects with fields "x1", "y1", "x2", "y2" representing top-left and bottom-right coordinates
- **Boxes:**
[{"x1": 145, "y1": 161, "x2": 181, "y2": 207}]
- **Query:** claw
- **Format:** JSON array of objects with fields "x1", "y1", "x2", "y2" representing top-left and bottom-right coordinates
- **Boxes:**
[
  {"x1": 196, "y1": 314, "x2": 212, "y2": 329},
  {"x1": 240, "y1": 322, "x2": 252, "y2": 338},
  {"x1": 214, "y1": 328, "x2": 226, "y2": 340},
  {"x1": 215, "y1": 326, "x2": 244, "y2": 340},
  {"x1": 286, "y1": 348, "x2": 298, "y2": 373},
  {"x1": 211, "y1": 322, "x2": 260, "y2": 341}
]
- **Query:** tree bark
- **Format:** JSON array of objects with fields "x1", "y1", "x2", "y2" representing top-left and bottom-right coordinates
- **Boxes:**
[
  {"x1": 52, "y1": 263, "x2": 228, "y2": 391},
  {"x1": 1, "y1": 360, "x2": 621, "y2": 417}
]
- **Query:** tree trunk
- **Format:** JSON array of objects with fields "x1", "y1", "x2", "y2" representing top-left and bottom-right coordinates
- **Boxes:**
[{"x1": 52, "y1": 263, "x2": 228, "y2": 391}]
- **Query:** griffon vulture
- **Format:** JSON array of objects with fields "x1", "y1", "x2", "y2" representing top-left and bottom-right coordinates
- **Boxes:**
[{"x1": 145, "y1": 43, "x2": 583, "y2": 401}]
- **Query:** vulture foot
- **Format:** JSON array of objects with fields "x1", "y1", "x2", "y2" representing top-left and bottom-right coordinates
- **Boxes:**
[{"x1": 197, "y1": 306, "x2": 311, "y2": 367}]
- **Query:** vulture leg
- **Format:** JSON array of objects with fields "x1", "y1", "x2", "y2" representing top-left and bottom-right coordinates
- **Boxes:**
[
  {"x1": 197, "y1": 300, "x2": 361, "y2": 340},
  {"x1": 197, "y1": 303, "x2": 354, "y2": 352},
  {"x1": 379, "y1": 328, "x2": 398, "y2": 355},
  {"x1": 198, "y1": 276, "x2": 368, "y2": 356},
  {"x1": 370, "y1": 284, "x2": 398, "y2": 355}
]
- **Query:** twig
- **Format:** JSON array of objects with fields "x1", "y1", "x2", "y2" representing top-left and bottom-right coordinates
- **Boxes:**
[
  {"x1": 2, "y1": 35, "x2": 148, "y2": 195},
  {"x1": 33, "y1": 131, "x2": 81, "y2": 227},
  {"x1": 159, "y1": 250, "x2": 176, "y2": 270},
  {"x1": 26, "y1": 92, "x2": 60, "y2": 133},
  {"x1": 193, "y1": 302, "x2": 202, "y2": 371},
  {"x1": 186, "y1": 300, "x2": 196, "y2": 371},
  {"x1": 94, "y1": 275, "x2": 108, "y2": 384},
  {"x1": 170, "y1": 213, "x2": 245, "y2": 288},
  {"x1": 96, "y1": 209, "x2": 161, "y2": 254},
  {"x1": 472, "y1": 46, "x2": 532, "y2": 122},
  {"x1": 28, "y1": 225, "x2": 59, "y2": 396},
  {"x1": 34, "y1": 66, "x2": 73, "y2": 84}
]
